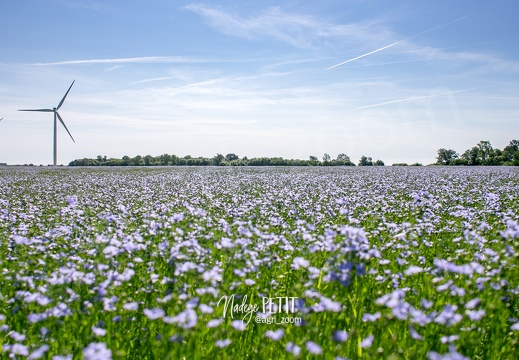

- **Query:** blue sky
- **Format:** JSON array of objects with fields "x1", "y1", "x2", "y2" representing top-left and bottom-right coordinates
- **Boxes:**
[{"x1": 1, "y1": 0, "x2": 518, "y2": 165}]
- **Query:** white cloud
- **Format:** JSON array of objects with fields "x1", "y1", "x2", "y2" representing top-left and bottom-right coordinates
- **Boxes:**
[
  {"x1": 184, "y1": 3, "x2": 517, "y2": 74},
  {"x1": 184, "y1": 3, "x2": 378, "y2": 49},
  {"x1": 31, "y1": 56, "x2": 213, "y2": 66}
]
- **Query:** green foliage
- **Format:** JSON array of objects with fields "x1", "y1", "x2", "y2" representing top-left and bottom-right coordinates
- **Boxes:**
[
  {"x1": 358, "y1": 156, "x2": 373, "y2": 166},
  {"x1": 322, "y1": 153, "x2": 331, "y2": 164},
  {"x1": 213, "y1": 153, "x2": 225, "y2": 166},
  {"x1": 504, "y1": 140, "x2": 519, "y2": 165},
  {"x1": 225, "y1": 153, "x2": 239, "y2": 162},
  {"x1": 436, "y1": 148, "x2": 459, "y2": 165},
  {"x1": 69, "y1": 153, "x2": 358, "y2": 167},
  {"x1": 335, "y1": 154, "x2": 355, "y2": 166},
  {"x1": 437, "y1": 139, "x2": 519, "y2": 166}
]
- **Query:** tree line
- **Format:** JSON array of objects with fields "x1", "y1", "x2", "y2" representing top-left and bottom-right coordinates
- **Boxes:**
[
  {"x1": 436, "y1": 140, "x2": 519, "y2": 166},
  {"x1": 67, "y1": 140, "x2": 519, "y2": 167},
  {"x1": 69, "y1": 153, "x2": 387, "y2": 167}
]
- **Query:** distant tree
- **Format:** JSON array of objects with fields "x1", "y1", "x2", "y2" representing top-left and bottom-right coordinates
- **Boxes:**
[
  {"x1": 229, "y1": 159, "x2": 243, "y2": 166},
  {"x1": 336, "y1": 153, "x2": 350, "y2": 162},
  {"x1": 461, "y1": 147, "x2": 479, "y2": 165},
  {"x1": 249, "y1": 157, "x2": 270, "y2": 166},
  {"x1": 504, "y1": 140, "x2": 519, "y2": 165},
  {"x1": 436, "y1": 148, "x2": 459, "y2": 165},
  {"x1": 358, "y1": 156, "x2": 373, "y2": 166},
  {"x1": 491, "y1": 148, "x2": 505, "y2": 165},
  {"x1": 144, "y1": 155, "x2": 156, "y2": 166},
  {"x1": 225, "y1": 153, "x2": 239, "y2": 162},
  {"x1": 213, "y1": 153, "x2": 225, "y2": 166},
  {"x1": 107, "y1": 158, "x2": 124, "y2": 166},
  {"x1": 159, "y1": 153, "x2": 172, "y2": 165},
  {"x1": 322, "y1": 153, "x2": 331, "y2": 164},
  {"x1": 450, "y1": 157, "x2": 468, "y2": 166},
  {"x1": 132, "y1": 155, "x2": 145, "y2": 166},
  {"x1": 335, "y1": 153, "x2": 354, "y2": 166},
  {"x1": 437, "y1": 139, "x2": 519, "y2": 166},
  {"x1": 374, "y1": 159, "x2": 385, "y2": 166},
  {"x1": 476, "y1": 141, "x2": 494, "y2": 165},
  {"x1": 122, "y1": 155, "x2": 131, "y2": 166},
  {"x1": 201, "y1": 158, "x2": 212, "y2": 165},
  {"x1": 309, "y1": 155, "x2": 318, "y2": 161}
]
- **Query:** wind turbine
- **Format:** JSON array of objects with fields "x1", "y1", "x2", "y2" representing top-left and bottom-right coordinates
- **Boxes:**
[{"x1": 19, "y1": 80, "x2": 76, "y2": 166}]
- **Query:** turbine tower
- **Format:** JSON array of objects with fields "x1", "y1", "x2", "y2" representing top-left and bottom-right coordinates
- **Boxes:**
[{"x1": 19, "y1": 80, "x2": 76, "y2": 166}]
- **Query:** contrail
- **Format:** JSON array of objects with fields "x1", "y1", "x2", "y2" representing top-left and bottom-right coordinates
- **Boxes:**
[
  {"x1": 130, "y1": 77, "x2": 177, "y2": 85},
  {"x1": 411, "y1": 13, "x2": 473, "y2": 39},
  {"x1": 325, "y1": 14, "x2": 473, "y2": 70},
  {"x1": 31, "y1": 56, "x2": 268, "y2": 66},
  {"x1": 32, "y1": 56, "x2": 208, "y2": 66},
  {"x1": 352, "y1": 86, "x2": 490, "y2": 110},
  {"x1": 325, "y1": 41, "x2": 403, "y2": 70}
]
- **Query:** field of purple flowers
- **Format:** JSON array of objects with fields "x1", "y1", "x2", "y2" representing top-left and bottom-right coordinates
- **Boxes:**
[{"x1": 1, "y1": 166, "x2": 518, "y2": 359}]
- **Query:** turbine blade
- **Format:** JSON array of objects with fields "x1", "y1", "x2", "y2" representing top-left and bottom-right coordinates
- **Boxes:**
[
  {"x1": 56, "y1": 80, "x2": 75, "y2": 110},
  {"x1": 18, "y1": 109, "x2": 54, "y2": 112},
  {"x1": 0, "y1": 118, "x2": 3, "y2": 122},
  {"x1": 56, "y1": 112, "x2": 76, "y2": 143}
]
